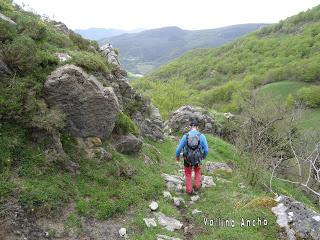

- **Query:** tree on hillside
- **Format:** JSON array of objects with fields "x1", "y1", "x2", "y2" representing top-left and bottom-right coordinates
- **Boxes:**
[
  {"x1": 150, "y1": 78, "x2": 194, "y2": 119},
  {"x1": 234, "y1": 92, "x2": 320, "y2": 201}
]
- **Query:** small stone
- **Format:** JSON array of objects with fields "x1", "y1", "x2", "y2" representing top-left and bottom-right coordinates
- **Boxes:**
[
  {"x1": 156, "y1": 234, "x2": 182, "y2": 240},
  {"x1": 163, "y1": 191, "x2": 172, "y2": 200},
  {"x1": 100, "y1": 148, "x2": 113, "y2": 161},
  {"x1": 190, "y1": 195, "x2": 200, "y2": 202},
  {"x1": 143, "y1": 218, "x2": 157, "y2": 228},
  {"x1": 192, "y1": 209, "x2": 202, "y2": 215},
  {"x1": 202, "y1": 176, "x2": 216, "y2": 188},
  {"x1": 154, "y1": 212, "x2": 183, "y2": 232},
  {"x1": 118, "y1": 228, "x2": 127, "y2": 238},
  {"x1": 176, "y1": 184, "x2": 183, "y2": 192},
  {"x1": 149, "y1": 201, "x2": 159, "y2": 211},
  {"x1": 205, "y1": 161, "x2": 233, "y2": 173},
  {"x1": 54, "y1": 53, "x2": 71, "y2": 62},
  {"x1": 312, "y1": 216, "x2": 320, "y2": 222},
  {"x1": 173, "y1": 197, "x2": 185, "y2": 207}
]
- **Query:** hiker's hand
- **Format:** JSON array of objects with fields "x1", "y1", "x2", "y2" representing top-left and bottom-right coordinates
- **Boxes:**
[{"x1": 176, "y1": 156, "x2": 180, "y2": 162}]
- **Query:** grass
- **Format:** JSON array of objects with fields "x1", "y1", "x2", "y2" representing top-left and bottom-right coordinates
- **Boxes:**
[
  {"x1": 1, "y1": 122, "x2": 318, "y2": 239},
  {"x1": 298, "y1": 108, "x2": 320, "y2": 130},
  {"x1": 258, "y1": 81, "x2": 307, "y2": 100},
  {"x1": 258, "y1": 81, "x2": 320, "y2": 131}
]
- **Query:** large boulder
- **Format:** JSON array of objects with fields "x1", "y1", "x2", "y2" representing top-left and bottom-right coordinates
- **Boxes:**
[
  {"x1": 272, "y1": 195, "x2": 320, "y2": 240},
  {"x1": 100, "y1": 43, "x2": 120, "y2": 66},
  {"x1": 51, "y1": 21, "x2": 71, "y2": 35},
  {"x1": 0, "y1": 57, "x2": 12, "y2": 77},
  {"x1": 166, "y1": 105, "x2": 220, "y2": 134},
  {"x1": 44, "y1": 65, "x2": 119, "y2": 138},
  {"x1": 133, "y1": 104, "x2": 164, "y2": 141},
  {"x1": 112, "y1": 133, "x2": 143, "y2": 154},
  {"x1": 0, "y1": 12, "x2": 16, "y2": 25},
  {"x1": 99, "y1": 75, "x2": 164, "y2": 141}
]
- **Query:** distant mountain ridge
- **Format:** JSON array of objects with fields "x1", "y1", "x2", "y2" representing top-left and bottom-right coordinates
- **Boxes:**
[
  {"x1": 99, "y1": 24, "x2": 268, "y2": 74},
  {"x1": 74, "y1": 28, "x2": 145, "y2": 41}
]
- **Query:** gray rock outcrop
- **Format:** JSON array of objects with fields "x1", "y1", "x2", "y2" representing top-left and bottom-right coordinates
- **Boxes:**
[
  {"x1": 100, "y1": 43, "x2": 120, "y2": 66},
  {"x1": 111, "y1": 133, "x2": 143, "y2": 154},
  {"x1": 0, "y1": 12, "x2": 16, "y2": 25},
  {"x1": 272, "y1": 195, "x2": 320, "y2": 240},
  {"x1": 44, "y1": 64, "x2": 119, "y2": 139},
  {"x1": 0, "y1": 56, "x2": 12, "y2": 77},
  {"x1": 143, "y1": 218, "x2": 157, "y2": 228},
  {"x1": 51, "y1": 21, "x2": 71, "y2": 35},
  {"x1": 205, "y1": 162, "x2": 233, "y2": 173},
  {"x1": 154, "y1": 212, "x2": 183, "y2": 232},
  {"x1": 54, "y1": 53, "x2": 71, "y2": 62},
  {"x1": 166, "y1": 105, "x2": 220, "y2": 134},
  {"x1": 133, "y1": 103, "x2": 164, "y2": 141},
  {"x1": 95, "y1": 71, "x2": 164, "y2": 141}
]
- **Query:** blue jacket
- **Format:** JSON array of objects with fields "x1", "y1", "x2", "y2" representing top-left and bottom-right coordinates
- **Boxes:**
[{"x1": 176, "y1": 129, "x2": 208, "y2": 158}]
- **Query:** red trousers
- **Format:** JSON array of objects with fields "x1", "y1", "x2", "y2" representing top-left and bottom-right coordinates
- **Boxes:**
[{"x1": 184, "y1": 165, "x2": 202, "y2": 194}]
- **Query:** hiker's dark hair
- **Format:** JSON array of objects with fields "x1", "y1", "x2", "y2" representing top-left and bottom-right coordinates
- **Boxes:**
[{"x1": 190, "y1": 120, "x2": 199, "y2": 127}]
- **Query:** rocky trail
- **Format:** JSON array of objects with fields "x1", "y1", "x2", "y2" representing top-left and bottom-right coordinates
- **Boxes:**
[{"x1": 120, "y1": 163, "x2": 219, "y2": 240}]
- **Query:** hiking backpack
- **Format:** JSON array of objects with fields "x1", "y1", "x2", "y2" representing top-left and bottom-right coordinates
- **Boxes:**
[{"x1": 183, "y1": 133, "x2": 203, "y2": 166}]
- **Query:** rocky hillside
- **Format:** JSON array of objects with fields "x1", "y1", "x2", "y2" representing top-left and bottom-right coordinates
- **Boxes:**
[
  {"x1": 1, "y1": 1, "x2": 319, "y2": 240},
  {"x1": 99, "y1": 24, "x2": 267, "y2": 74}
]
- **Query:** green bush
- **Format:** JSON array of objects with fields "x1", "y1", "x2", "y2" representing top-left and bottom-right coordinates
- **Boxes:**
[
  {"x1": 2, "y1": 35, "x2": 39, "y2": 72},
  {"x1": 113, "y1": 112, "x2": 140, "y2": 136},
  {"x1": 0, "y1": 21, "x2": 17, "y2": 42},
  {"x1": 0, "y1": 0, "x2": 14, "y2": 12},
  {"x1": 298, "y1": 86, "x2": 320, "y2": 108},
  {"x1": 69, "y1": 51, "x2": 110, "y2": 73},
  {"x1": 46, "y1": 27, "x2": 74, "y2": 49},
  {"x1": 16, "y1": 14, "x2": 47, "y2": 41},
  {"x1": 69, "y1": 32, "x2": 97, "y2": 51}
]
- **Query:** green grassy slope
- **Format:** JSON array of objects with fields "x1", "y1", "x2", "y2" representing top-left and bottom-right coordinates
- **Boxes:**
[
  {"x1": 133, "y1": 5, "x2": 320, "y2": 125},
  {"x1": 128, "y1": 135, "x2": 318, "y2": 239}
]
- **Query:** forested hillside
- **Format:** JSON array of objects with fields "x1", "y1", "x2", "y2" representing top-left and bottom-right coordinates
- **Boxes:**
[
  {"x1": 100, "y1": 24, "x2": 267, "y2": 74},
  {"x1": 133, "y1": 5, "x2": 320, "y2": 127}
]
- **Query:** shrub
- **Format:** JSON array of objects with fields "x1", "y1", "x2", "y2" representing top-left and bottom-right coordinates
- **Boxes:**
[
  {"x1": 16, "y1": 14, "x2": 47, "y2": 41},
  {"x1": 113, "y1": 112, "x2": 140, "y2": 136},
  {"x1": 2, "y1": 35, "x2": 39, "y2": 72},
  {"x1": 123, "y1": 98, "x2": 145, "y2": 116},
  {"x1": 28, "y1": 100, "x2": 66, "y2": 133},
  {"x1": 69, "y1": 51, "x2": 110, "y2": 74},
  {"x1": 200, "y1": 81, "x2": 239, "y2": 108},
  {"x1": 298, "y1": 86, "x2": 320, "y2": 108},
  {"x1": 69, "y1": 32, "x2": 97, "y2": 51},
  {"x1": 0, "y1": 21, "x2": 17, "y2": 42},
  {"x1": 0, "y1": 0, "x2": 14, "y2": 12},
  {"x1": 46, "y1": 27, "x2": 74, "y2": 49}
]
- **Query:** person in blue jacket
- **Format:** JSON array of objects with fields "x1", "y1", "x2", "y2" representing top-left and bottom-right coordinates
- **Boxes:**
[{"x1": 176, "y1": 120, "x2": 208, "y2": 195}]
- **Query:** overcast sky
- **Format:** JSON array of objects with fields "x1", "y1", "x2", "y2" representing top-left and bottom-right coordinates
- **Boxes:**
[{"x1": 13, "y1": 0, "x2": 320, "y2": 30}]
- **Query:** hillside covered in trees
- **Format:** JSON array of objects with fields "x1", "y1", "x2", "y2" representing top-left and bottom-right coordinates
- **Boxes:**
[
  {"x1": 100, "y1": 24, "x2": 267, "y2": 75},
  {"x1": 133, "y1": 5, "x2": 320, "y2": 127}
]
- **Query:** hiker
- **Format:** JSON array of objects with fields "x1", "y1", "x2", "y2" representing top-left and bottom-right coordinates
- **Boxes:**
[{"x1": 176, "y1": 120, "x2": 208, "y2": 195}]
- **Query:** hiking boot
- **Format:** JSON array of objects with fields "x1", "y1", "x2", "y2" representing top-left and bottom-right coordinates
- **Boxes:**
[
  {"x1": 186, "y1": 190, "x2": 194, "y2": 196},
  {"x1": 193, "y1": 186, "x2": 201, "y2": 193}
]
